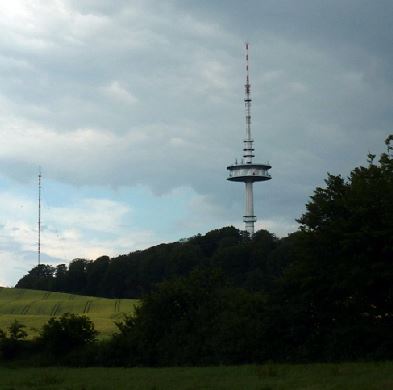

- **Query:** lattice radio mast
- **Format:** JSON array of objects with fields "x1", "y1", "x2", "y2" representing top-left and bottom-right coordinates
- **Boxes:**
[{"x1": 38, "y1": 168, "x2": 41, "y2": 265}]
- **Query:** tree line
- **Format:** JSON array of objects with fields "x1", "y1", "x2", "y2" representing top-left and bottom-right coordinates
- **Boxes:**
[
  {"x1": 16, "y1": 227, "x2": 285, "y2": 299},
  {"x1": 7, "y1": 135, "x2": 393, "y2": 365}
]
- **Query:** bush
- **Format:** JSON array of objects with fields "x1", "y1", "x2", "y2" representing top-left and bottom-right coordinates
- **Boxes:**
[
  {"x1": 0, "y1": 320, "x2": 28, "y2": 360},
  {"x1": 113, "y1": 268, "x2": 267, "y2": 366},
  {"x1": 39, "y1": 313, "x2": 98, "y2": 355}
]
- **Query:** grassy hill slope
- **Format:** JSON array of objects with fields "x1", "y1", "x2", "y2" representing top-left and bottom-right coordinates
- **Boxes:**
[{"x1": 0, "y1": 287, "x2": 138, "y2": 338}]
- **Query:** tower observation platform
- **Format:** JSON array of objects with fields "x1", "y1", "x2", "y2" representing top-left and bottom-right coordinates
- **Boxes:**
[
  {"x1": 227, "y1": 43, "x2": 272, "y2": 235},
  {"x1": 227, "y1": 163, "x2": 271, "y2": 182}
]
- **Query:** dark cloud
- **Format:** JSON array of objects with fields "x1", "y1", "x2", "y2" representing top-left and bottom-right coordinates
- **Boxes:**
[{"x1": 0, "y1": 0, "x2": 391, "y2": 233}]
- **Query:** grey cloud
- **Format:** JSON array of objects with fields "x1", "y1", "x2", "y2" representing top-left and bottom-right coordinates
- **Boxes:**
[{"x1": 0, "y1": 0, "x2": 391, "y2": 231}]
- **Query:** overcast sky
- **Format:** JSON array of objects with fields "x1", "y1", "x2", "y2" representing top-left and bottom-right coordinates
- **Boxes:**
[{"x1": 0, "y1": 0, "x2": 391, "y2": 286}]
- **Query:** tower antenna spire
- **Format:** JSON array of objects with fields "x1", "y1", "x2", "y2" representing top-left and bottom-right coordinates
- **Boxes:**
[
  {"x1": 227, "y1": 43, "x2": 272, "y2": 236},
  {"x1": 38, "y1": 167, "x2": 41, "y2": 266},
  {"x1": 245, "y1": 42, "x2": 251, "y2": 103},
  {"x1": 244, "y1": 42, "x2": 253, "y2": 161}
]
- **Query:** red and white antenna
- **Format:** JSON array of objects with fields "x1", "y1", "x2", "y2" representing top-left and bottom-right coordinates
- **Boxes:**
[
  {"x1": 244, "y1": 42, "x2": 253, "y2": 163},
  {"x1": 245, "y1": 42, "x2": 251, "y2": 99}
]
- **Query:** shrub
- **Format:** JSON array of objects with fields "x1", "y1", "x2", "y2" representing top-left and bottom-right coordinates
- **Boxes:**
[
  {"x1": 114, "y1": 268, "x2": 267, "y2": 366},
  {"x1": 0, "y1": 321, "x2": 28, "y2": 360},
  {"x1": 39, "y1": 313, "x2": 98, "y2": 355}
]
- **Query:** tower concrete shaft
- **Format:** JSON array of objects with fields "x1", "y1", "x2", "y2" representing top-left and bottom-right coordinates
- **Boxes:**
[
  {"x1": 245, "y1": 182, "x2": 255, "y2": 234},
  {"x1": 227, "y1": 43, "x2": 271, "y2": 236}
]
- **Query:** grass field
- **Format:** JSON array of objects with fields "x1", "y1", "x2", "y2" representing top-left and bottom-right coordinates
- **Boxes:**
[
  {"x1": 0, "y1": 362, "x2": 392, "y2": 389},
  {"x1": 0, "y1": 287, "x2": 138, "y2": 338}
]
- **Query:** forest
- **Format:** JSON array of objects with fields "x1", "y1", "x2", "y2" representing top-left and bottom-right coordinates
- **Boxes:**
[{"x1": 2, "y1": 135, "x2": 392, "y2": 365}]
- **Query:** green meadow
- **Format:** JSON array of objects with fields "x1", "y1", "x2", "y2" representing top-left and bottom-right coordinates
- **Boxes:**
[
  {"x1": 0, "y1": 287, "x2": 138, "y2": 338},
  {"x1": 1, "y1": 288, "x2": 392, "y2": 389},
  {"x1": 0, "y1": 362, "x2": 392, "y2": 389}
]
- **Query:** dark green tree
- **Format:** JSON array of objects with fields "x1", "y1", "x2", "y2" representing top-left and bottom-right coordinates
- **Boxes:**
[
  {"x1": 15, "y1": 264, "x2": 55, "y2": 290},
  {"x1": 54, "y1": 264, "x2": 68, "y2": 292},
  {"x1": 8, "y1": 320, "x2": 27, "y2": 341},
  {"x1": 68, "y1": 259, "x2": 89, "y2": 294},
  {"x1": 39, "y1": 313, "x2": 98, "y2": 355},
  {"x1": 272, "y1": 135, "x2": 393, "y2": 359},
  {"x1": 113, "y1": 268, "x2": 266, "y2": 365},
  {"x1": 86, "y1": 256, "x2": 110, "y2": 296},
  {"x1": 0, "y1": 321, "x2": 28, "y2": 360}
]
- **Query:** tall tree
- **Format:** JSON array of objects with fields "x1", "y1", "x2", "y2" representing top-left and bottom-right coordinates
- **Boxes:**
[
  {"x1": 15, "y1": 264, "x2": 55, "y2": 290},
  {"x1": 275, "y1": 135, "x2": 393, "y2": 359}
]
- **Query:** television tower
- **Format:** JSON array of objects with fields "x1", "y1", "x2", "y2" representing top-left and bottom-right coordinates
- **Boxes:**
[{"x1": 227, "y1": 43, "x2": 272, "y2": 235}]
